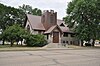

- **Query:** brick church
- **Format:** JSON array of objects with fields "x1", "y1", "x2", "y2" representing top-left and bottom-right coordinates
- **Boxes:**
[{"x1": 24, "y1": 10, "x2": 79, "y2": 45}]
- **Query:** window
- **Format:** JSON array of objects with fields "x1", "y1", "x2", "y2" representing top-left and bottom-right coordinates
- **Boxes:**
[
  {"x1": 60, "y1": 23, "x2": 65, "y2": 27},
  {"x1": 27, "y1": 25, "x2": 30, "y2": 31},
  {"x1": 66, "y1": 41, "x2": 68, "y2": 44},
  {"x1": 63, "y1": 41, "x2": 65, "y2": 43},
  {"x1": 38, "y1": 31, "x2": 41, "y2": 34},
  {"x1": 50, "y1": 15, "x2": 54, "y2": 23},
  {"x1": 70, "y1": 41, "x2": 73, "y2": 44},
  {"x1": 47, "y1": 35, "x2": 49, "y2": 39},
  {"x1": 71, "y1": 34, "x2": 75, "y2": 37},
  {"x1": 63, "y1": 33, "x2": 68, "y2": 37}
]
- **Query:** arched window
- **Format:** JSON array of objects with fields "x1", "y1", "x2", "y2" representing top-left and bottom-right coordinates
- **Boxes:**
[{"x1": 27, "y1": 25, "x2": 30, "y2": 31}]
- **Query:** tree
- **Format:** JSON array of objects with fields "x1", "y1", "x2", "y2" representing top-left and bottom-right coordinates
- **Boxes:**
[
  {"x1": 0, "y1": 3, "x2": 26, "y2": 31},
  {"x1": 19, "y1": 4, "x2": 33, "y2": 14},
  {"x1": 2, "y1": 24, "x2": 27, "y2": 47},
  {"x1": 19, "y1": 4, "x2": 42, "y2": 16},
  {"x1": 0, "y1": 3, "x2": 43, "y2": 46},
  {"x1": 0, "y1": 3, "x2": 26, "y2": 45},
  {"x1": 32, "y1": 8, "x2": 42, "y2": 16},
  {"x1": 64, "y1": 0, "x2": 100, "y2": 46},
  {"x1": 0, "y1": 3, "x2": 42, "y2": 32}
]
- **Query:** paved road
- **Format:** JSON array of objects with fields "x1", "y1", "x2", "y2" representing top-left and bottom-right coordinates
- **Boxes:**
[{"x1": 0, "y1": 49, "x2": 100, "y2": 66}]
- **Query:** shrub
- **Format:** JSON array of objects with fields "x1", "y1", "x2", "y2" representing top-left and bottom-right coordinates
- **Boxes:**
[{"x1": 25, "y1": 34, "x2": 47, "y2": 47}]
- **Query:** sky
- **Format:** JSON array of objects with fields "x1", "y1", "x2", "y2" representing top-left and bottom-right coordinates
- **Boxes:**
[{"x1": 0, "y1": 0, "x2": 72, "y2": 19}]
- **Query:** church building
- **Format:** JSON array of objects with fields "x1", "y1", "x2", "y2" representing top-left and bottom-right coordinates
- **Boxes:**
[{"x1": 24, "y1": 10, "x2": 79, "y2": 45}]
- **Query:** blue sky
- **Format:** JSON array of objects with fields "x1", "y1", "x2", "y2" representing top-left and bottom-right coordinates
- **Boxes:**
[{"x1": 0, "y1": 0, "x2": 72, "y2": 19}]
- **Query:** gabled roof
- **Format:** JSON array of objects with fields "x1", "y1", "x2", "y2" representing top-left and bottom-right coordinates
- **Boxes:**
[
  {"x1": 26, "y1": 14, "x2": 45, "y2": 30},
  {"x1": 25, "y1": 14, "x2": 74, "y2": 33},
  {"x1": 57, "y1": 19, "x2": 70, "y2": 32},
  {"x1": 44, "y1": 25, "x2": 62, "y2": 34},
  {"x1": 57, "y1": 19, "x2": 64, "y2": 26},
  {"x1": 44, "y1": 25, "x2": 56, "y2": 34},
  {"x1": 59, "y1": 26, "x2": 69, "y2": 32}
]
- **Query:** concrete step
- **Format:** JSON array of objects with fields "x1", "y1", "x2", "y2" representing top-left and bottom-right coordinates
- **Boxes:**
[{"x1": 43, "y1": 43, "x2": 68, "y2": 48}]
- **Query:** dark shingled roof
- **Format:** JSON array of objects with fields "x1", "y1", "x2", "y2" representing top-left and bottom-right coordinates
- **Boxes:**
[
  {"x1": 44, "y1": 25, "x2": 63, "y2": 34},
  {"x1": 59, "y1": 26, "x2": 69, "y2": 32},
  {"x1": 44, "y1": 25, "x2": 57, "y2": 34},
  {"x1": 57, "y1": 19, "x2": 64, "y2": 25},
  {"x1": 26, "y1": 14, "x2": 73, "y2": 33},
  {"x1": 26, "y1": 14, "x2": 45, "y2": 30}
]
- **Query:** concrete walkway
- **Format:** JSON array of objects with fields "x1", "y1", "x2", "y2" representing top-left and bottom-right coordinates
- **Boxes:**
[{"x1": 0, "y1": 49, "x2": 100, "y2": 66}]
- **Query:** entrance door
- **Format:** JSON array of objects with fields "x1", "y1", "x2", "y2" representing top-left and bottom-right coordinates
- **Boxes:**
[{"x1": 53, "y1": 32, "x2": 59, "y2": 43}]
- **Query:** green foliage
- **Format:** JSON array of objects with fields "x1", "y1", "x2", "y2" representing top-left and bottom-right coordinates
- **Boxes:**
[
  {"x1": 0, "y1": 24, "x2": 47, "y2": 47},
  {"x1": 0, "y1": 3, "x2": 42, "y2": 32},
  {"x1": 32, "y1": 8, "x2": 42, "y2": 16},
  {"x1": 0, "y1": 3, "x2": 46, "y2": 47},
  {"x1": 19, "y1": 4, "x2": 42, "y2": 16},
  {"x1": 0, "y1": 3, "x2": 25, "y2": 31},
  {"x1": 25, "y1": 34, "x2": 47, "y2": 47},
  {"x1": 64, "y1": 0, "x2": 100, "y2": 42},
  {"x1": 1, "y1": 24, "x2": 28, "y2": 46}
]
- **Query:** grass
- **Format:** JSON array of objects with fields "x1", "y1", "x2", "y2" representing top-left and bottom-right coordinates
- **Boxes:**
[
  {"x1": 0, "y1": 44, "x2": 100, "y2": 51},
  {"x1": 67, "y1": 45, "x2": 100, "y2": 50},
  {"x1": 0, "y1": 44, "x2": 43, "y2": 51},
  {"x1": 0, "y1": 44, "x2": 26, "y2": 48}
]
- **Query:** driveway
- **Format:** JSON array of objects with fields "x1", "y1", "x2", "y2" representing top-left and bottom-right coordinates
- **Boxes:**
[{"x1": 0, "y1": 49, "x2": 100, "y2": 66}]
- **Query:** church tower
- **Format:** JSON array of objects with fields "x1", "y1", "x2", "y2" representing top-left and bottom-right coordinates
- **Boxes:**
[{"x1": 41, "y1": 10, "x2": 57, "y2": 30}]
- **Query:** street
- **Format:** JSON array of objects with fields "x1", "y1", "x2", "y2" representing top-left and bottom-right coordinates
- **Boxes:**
[{"x1": 0, "y1": 49, "x2": 100, "y2": 66}]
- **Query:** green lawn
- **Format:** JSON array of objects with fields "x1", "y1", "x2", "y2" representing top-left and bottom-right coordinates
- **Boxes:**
[
  {"x1": 0, "y1": 44, "x2": 26, "y2": 48},
  {"x1": 0, "y1": 44, "x2": 43, "y2": 51},
  {"x1": 68, "y1": 45, "x2": 100, "y2": 49},
  {"x1": 0, "y1": 44, "x2": 100, "y2": 51}
]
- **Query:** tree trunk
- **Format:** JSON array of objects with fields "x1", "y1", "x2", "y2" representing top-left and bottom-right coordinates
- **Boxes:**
[
  {"x1": 80, "y1": 40, "x2": 83, "y2": 46},
  {"x1": 2, "y1": 39, "x2": 5, "y2": 45},
  {"x1": 21, "y1": 41, "x2": 22, "y2": 46},
  {"x1": 11, "y1": 40, "x2": 13, "y2": 47},
  {"x1": 91, "y1": 39, "x2": 95, "y2": 47},
  {"x1": 20, "y1": 39, "x2": 23, "y2": 46},
  {"x1": 17, "y1": 41, "x2": 18, "y2": 45}
]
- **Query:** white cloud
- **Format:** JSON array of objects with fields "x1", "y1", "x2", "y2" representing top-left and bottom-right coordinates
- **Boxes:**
[{"x1": 0, "y1": 0, "x2": 71, "y2": 19}]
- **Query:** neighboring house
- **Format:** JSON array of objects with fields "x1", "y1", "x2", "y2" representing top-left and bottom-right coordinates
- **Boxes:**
[{"x1": 24, "y1": 10, "x2": 79, "y2": 45}]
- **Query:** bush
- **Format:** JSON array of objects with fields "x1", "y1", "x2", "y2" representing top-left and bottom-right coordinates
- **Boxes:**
[{"x1": 25, "y1": 34, "x2": 47, "y2": 47}]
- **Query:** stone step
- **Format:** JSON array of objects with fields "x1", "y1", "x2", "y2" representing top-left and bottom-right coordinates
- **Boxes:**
[{"x1": 43, "y1": 43, "x2": 68, "y2": 48}]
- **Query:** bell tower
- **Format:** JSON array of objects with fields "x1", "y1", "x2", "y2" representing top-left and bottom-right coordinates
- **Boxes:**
[{"x1": 41, "y1": 10, "x2": 57, "y2": 30}]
